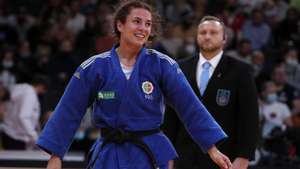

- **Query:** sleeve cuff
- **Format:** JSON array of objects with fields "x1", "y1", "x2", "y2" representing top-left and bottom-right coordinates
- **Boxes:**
[
  {"x1": 36, "y1": 136, "x2": 67, "y2": 160},
  {"x1": 200, "y1": 131, "x2": 228, "y2": 153}
]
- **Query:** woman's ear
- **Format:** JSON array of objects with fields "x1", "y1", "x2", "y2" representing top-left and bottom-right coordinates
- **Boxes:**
[{"x1": 117, "y1": 21, "x2": 123, "y2": 33}]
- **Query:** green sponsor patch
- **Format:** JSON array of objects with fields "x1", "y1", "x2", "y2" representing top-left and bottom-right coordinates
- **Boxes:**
[{"x1": 98, "y1": 91, "x2": 115, "y2": 99}]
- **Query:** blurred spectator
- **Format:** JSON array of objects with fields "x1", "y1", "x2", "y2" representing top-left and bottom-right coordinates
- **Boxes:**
[
  {"x1": 35, "y1": 44, "x2": 53, "y2": 75},
  {"x1": 39, "y1": 0, "x2": 65, "y2": 25},
  {"x1": 241, "y1": 9, "x2": 271, "y2": 50},
  {"x1": 0, "y1": 82, "x2": 10, "y2": 121},
  {"x1": 47, "y1": 39, "x2": 76, "y2": 91},
  {"x1": 153, "y1": 22, "x2": 183, "y2": 59},
  {"x1": 176, "y1": 24, "x2": 197, "y2": 59},
  {"x1": 258, "y1": 81, "x2": 298, "y2": 161},
  {"x1": 66, "y1": 0, "x2": 86, "y2": 35},
  {"x1": 285, "y1": 112, "x2": 300, "y2": 157},
  {"x1": 274, "y1": 7, "x2": 300, "y2": 48},
  {"x1": 95, "y1": 12, "x2": 115, "y2": 54},
  {"x1": 50, "y1": 13, "x2": 75, "y2": 45},
  {"x1": 0, "y1": 21, "x2": 19, "y2": 48},
  {"x1": 205, "y1": 0, "x2": 227, "y2": 15},
  {"x1": 271, "y1": 63, "x2": 300, "y2": 108},
  {"x1": 0, "y1": 48, "x2": 17, "y2": 88},
  {"x1": 224, "y1": 1, "x2": 247, "y2": 36},
  {"x1": 192, "y1": 0, "x2": 206, "y2": 21},
  {"x1": 1, "y1": 75, "x2": 48, "y2": 150},
  {"x1": 259, "y1": 81, "x2": 291, "y2": 138},
  {"x1": 26, "y1": 20, "x2": 48, "y2": 53},
  {"x1": 226, "y1": 38, "x2": 252, "y2": 64},
  {"x1": 16, "y1": 40, "x2": 38, "y2": 83},
  {"x1": 79, "y1": 0, "x2": 97, "y2": 15},
  {"x1": 151, "y1": 0, "x2": 164, "y2": 17},
  {"x1": 165, "y1": 0, "x2": 193, "y2": 24},
  {"x1": 252, "y1": 50, "x2": 273, "y2": 93},
  {"x1": 262, "y1": 0, "x2": 289, "y2": 27},
  {"x1": 7, "y1": 6, "x2": 36, "y2": 41},
  {"x1": 292, "y1": 97, "x2": 300, "y2": 115},
  {"x1": 0, "y1": 1, "x2": 8, "y2": 25},
  {"x1": 75, "y1": 11, "x2": 101, "y2": 61},
  {"x1": 238, "y1": 0, "x2": 265, "y2": 13},
  {"x1": 282, "y1": 47, "x2": 300, "y2": 90},
  {"x1": 251, "y1": 50, "x2": 266, "y2": 77}
]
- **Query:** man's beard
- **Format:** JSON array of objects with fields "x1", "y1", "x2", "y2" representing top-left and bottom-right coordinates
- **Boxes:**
[{"x1": 199, "y1": 44, "x2": 223, "y2": 53}]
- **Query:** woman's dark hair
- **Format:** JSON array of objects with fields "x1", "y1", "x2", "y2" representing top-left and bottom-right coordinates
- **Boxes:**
[{"x1": 113, "y1": 0, "x2": 161, "y2": 41}]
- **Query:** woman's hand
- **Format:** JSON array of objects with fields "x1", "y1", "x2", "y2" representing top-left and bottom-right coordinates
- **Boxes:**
[
  {"x1": 47, "y1": 155, "x2": 62, "y2": 169},
  {"x1": 208, "y1": 145, "x2": 232, "y2": 169},
  {"x1": 168, "y1": 160, "x2": 174, "y2": 169}
]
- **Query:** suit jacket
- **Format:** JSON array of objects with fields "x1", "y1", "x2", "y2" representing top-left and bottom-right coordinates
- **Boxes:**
[{"x1": 164, "y1": 54, "x2": 259, "y2": 169}]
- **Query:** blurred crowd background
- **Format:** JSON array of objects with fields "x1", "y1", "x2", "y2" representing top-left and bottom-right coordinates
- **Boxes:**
[{"x1": 0, "y1": 0, "x2": 300, "y2": 168}]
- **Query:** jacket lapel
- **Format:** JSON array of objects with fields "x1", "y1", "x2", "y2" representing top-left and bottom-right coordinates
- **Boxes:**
[{"x1": 189, "y1": 57, "x2": 201, "y2": 97}]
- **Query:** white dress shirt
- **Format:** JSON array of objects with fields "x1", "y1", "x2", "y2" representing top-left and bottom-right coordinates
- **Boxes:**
[
  {"x1": 2, "y1": 84, "x2": 40, "y2": 144},
  {"x1": 196, "y1": 51, "x2": 223, "y2": 90}
]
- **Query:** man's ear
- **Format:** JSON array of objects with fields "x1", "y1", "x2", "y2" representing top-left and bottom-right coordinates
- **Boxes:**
[
  {"x1": 223, "y1": 28, "x2": 227, "y2": 44},
  {"x1": 223, "y1": 34, "x2": 227, "y2": 44}
]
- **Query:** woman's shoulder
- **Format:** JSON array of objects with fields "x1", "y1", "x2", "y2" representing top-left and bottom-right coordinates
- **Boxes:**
[
  {"x1": 79, "y1": 51, "x2": 112, "y2": 69},
  {"x1": 146, "y1": 49, "x2": 176, "y2": 66}
]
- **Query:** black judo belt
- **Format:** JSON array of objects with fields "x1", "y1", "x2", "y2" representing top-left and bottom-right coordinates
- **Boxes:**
[{"x1": 86, "y1": 128, "x2": 160, "y2": 169}]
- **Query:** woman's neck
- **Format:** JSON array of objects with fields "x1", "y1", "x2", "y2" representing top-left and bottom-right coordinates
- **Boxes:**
[
  {"x1": 116, "y1": 47, "x2": 138, "y2": 68},
  {"x1": 117, "y1": 41, "x2": 142, "y2": 67}
]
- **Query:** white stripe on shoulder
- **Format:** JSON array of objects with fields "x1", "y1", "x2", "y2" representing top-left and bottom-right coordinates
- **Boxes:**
[
  {"x1": 148, "y1": 49, "x2": 176, "y2": 65},
  {"x1": 80, "y1": 51, "x2": 111, "y2": 69}
]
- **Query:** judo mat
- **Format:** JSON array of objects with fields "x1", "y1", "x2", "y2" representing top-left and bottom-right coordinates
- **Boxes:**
[{"x1": 0, "y1": 150, "x2": 85, "y2": 168}]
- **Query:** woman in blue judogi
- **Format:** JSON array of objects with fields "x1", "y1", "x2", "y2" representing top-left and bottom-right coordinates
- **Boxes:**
[{"x1": 37, "y1": 1, "x2": 232, "y2": 169}]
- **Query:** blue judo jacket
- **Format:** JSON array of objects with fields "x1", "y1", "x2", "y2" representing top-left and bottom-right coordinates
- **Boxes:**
[{"x1": 37, "y1": 46, "x2": 227, "y2": 169}]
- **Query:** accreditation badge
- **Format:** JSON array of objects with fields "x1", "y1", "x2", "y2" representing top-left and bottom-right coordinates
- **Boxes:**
[{"x1": 216, "y1": 89, "x2": 230, "y2": 106}]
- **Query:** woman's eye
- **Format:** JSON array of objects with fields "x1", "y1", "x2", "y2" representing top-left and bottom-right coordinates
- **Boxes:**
[
  {"x1": 146, "y1": 22, "x2": 152, "y2": 27},
  {"x1": 133, "y1": 20, "x2": 140, "y2": 24}
]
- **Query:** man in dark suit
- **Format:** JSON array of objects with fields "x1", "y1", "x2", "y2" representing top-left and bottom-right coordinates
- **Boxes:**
[{"x1": 164, "y1": 16, "x2": 259, "y2": 169}]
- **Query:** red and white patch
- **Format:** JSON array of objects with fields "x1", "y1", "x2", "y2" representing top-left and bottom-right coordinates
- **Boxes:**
[{"x1": 142, "y1": 81, "x2": 154, "y2": 95}]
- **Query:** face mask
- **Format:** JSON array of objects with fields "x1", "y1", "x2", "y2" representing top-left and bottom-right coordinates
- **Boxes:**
[
  {"x1": 266, "y1": 93, "x2": 277, "y2": 103},
  {"x1": 286, "y1": 58, "x2": 298, "y2": 66},
  {"x1": 185, "y1": 44, "x2": 195, "y2": 54},
  {"x1": 2, "y1": 61, "x2": 14, "y2": 69}
]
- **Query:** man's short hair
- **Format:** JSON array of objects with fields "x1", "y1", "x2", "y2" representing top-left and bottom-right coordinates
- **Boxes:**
[{"x1": 199, "y1": 16, "x2": 225, "y2": 28}]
